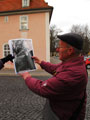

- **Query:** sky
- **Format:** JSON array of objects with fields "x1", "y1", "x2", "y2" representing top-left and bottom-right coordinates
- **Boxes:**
[{"x1": 45, "y1": 0, "x2": 90, "y2": 33}]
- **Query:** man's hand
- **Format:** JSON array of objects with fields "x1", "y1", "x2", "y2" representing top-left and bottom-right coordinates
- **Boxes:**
[
  {"x1": 19, "y1": 72, "x2": 31, "y2": 80},
  {"x1": 32, "y1": 56, "x2": 41, "y2": 65},
  {"x1": 1, "y1": 54, "x2": 14, "y2": 64}
]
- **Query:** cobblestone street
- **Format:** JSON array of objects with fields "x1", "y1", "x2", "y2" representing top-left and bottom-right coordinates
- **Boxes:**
[
  {"x1": 0, "y1": 76, "x2": 47, "y2": 120},
  {"x1": 0, "y1": 75, "x2": 90, "y2": 120},
  {"x1": 85, "y1": 76, "x2": 90, "y2": 120}
]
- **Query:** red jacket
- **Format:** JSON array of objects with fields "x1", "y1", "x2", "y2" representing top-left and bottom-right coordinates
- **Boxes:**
[{"x1": 25, "y1": 56, "x2": 88, "y2": 120}]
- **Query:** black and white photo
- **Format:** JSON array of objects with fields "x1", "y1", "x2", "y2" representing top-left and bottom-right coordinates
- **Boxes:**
[{"x1": 9, "y1": 39, "x2": 36, "y2": 74}]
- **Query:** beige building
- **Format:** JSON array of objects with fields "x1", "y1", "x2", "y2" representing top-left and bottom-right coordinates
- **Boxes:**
[{"x1": 0, "y1": 0, "x2": 53, "y2": 69}]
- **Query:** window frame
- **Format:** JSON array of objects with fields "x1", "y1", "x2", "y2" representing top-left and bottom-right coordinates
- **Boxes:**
[
  {"x1": 3, "y1": 44, "x2": 10, "y2": 57},
  {"x1": 20, "y1": 15, "x2": 28, "y2": 30},
  {"x1": 22, "y1": 0, "x2": 30, "y2": 7},
  {"x1": 4, "y1": 16, "x2": 8, "y2": 23}
]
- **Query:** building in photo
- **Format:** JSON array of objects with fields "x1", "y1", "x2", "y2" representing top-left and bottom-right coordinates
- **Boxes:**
[{"x1": 0, "y1": 0, "x2": 53, "y2": 69}]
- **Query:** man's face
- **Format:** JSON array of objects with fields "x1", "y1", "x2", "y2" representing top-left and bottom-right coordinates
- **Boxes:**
[{"x1": 59, "y1": 40, "x2": 70, "y2": 61}]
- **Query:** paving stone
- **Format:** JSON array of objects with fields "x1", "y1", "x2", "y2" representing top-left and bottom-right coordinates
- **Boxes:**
[
  {"x1": 0, "y1": 76, "x2": 90, "y2": 120},
  {"x1": 0, "y1": 76, "x2": 46, "y2": 120}
]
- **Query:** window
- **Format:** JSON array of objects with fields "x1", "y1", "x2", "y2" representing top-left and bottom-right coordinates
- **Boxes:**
[
  {"x1": 3, "y1": 44, "x2": 10, "y2": 57},
  {"x1": 5, "y1": 16, "x2": 8, "y2": 22},
  {"x1": 20, "y1": 16, "x2": 28, "y2": 30},
  {"x1": 22, "y1": 0, "x2": 30, "y2": 7}
]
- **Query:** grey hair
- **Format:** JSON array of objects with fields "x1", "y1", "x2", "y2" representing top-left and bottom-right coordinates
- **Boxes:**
[
  {"x1": 66, "y1": 43, "x2": 82, "y2": 55},
  {"x1": 73, "y1": 47, "x2": 82, "y2": 55}
]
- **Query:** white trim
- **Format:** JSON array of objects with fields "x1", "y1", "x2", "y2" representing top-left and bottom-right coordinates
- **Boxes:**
[
  {"x1": 45, "y1": 12, "x2": 50, "y2": 62},
  {"x1": 0, "y1": 9, "x2": 52, "y2": 16}
]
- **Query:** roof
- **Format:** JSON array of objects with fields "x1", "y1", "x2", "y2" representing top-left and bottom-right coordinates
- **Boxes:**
[{"x1": 0, "y1": 0, "x2": 53, "y2": 12}]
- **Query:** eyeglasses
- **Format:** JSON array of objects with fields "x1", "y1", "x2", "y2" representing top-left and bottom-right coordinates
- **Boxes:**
[
  {"x1": 56, "y1": 46, "x2": 70, "y2": 52},
  {"x1": 59, "y1": 47, "x2": 68, "y2": 48}
]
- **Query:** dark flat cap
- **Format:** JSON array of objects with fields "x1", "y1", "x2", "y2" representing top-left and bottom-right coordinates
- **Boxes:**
[{"x1": 57, "y1": 33, "x2": 83, "y2": 50}]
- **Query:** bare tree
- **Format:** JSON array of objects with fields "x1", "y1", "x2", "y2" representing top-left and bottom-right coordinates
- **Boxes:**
[
  {"x1": 50, "y1": 25, "x2": 62, "y2": 56},
  {"x1": 70, "y1": 24, "x2": 90, "y2": 55}
]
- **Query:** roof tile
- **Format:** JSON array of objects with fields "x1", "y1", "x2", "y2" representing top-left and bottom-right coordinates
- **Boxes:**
[{"x1": 0, "y1": 0, "x2": 52, "y2": 12}]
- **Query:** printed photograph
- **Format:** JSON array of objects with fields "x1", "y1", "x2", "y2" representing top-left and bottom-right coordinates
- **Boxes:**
[{"x1": 9, "y1": 39, "x2": 36, "y2": 74}]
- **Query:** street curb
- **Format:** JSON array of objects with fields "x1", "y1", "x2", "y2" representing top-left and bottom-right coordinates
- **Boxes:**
[
  {"x1": 0, "y1": 73, "x2": 51, "y2": 77},
  {"x1": 0, "y1": 69, "x2": 90, "y2": 77},
  {"x1": 0, "y1": 69, "x2": 52, "y2": 77}
]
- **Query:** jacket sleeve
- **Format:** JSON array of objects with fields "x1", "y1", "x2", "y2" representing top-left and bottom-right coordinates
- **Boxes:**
[
  {"x1": 25, "y1": 76, "x2": 62, "y2": 98},
  {"x1": 0, "y1": 60, "x2": 4, "y2": 70},
  {"x1": 25, "y1": 69, "x2": 86, "y2": 99},
  {"x1": 40, "y1": 61, "x2": 61, "y2": 75},
  {"x1": 25, "y1": 75, "x2": 71, "y2": 98}
]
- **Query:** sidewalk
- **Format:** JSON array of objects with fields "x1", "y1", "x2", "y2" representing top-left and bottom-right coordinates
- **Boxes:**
[{"x1": 0, "y1": 68, "x2": 52, "y2": 76}]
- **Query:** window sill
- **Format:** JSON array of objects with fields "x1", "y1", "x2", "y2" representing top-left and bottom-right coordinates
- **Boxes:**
[
  {"x1": 19, "y1": 29, "x2": 29, "y2": 31},
  {"x1": 22, "y1": 6, "x2": 29, "y2": 8}
]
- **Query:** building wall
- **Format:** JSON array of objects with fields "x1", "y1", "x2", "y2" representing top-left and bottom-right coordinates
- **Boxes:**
[{"x1": 0, "y1": 12, "x2": 50, "y2": 69}]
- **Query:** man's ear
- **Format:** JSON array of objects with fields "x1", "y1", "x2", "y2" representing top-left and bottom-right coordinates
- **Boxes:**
[{"x1": 68, "y1": 47, "x2": 75, "y2": 55}]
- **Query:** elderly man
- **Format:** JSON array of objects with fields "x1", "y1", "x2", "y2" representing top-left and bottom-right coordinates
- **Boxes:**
[{"x1": 19, "y1": 33, "x2": 88, "y2": 120}]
